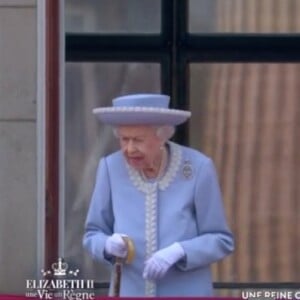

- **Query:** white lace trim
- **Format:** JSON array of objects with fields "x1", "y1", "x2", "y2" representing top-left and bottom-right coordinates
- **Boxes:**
[
  {"x1": 93, "y1": 106, "x2": 191, "y2": 117},
  {"x1": 126, "y1": 142, "x2": 182, "y2": 296},
  {"x1": 126, "y1": 142, "x2": 182, "y2": 193}
]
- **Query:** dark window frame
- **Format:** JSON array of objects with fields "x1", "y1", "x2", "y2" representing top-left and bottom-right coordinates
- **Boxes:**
[{"x1": 65, "y1": 0, "x2": 300, "y2": 291}]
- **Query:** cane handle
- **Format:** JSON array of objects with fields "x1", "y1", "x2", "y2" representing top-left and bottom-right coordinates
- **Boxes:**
[{"x1": 121, "y1": 235, "x2": 135, "y2": 264}]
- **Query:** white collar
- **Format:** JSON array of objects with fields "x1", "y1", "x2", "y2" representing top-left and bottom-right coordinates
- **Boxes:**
[{"x1": 126, "y1": 142, "x2": 182, "y2": 193}]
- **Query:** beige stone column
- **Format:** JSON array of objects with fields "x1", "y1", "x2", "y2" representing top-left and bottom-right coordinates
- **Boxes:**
[{"x1": 0, "y1": 0, "x2": 37, "y2": 294}]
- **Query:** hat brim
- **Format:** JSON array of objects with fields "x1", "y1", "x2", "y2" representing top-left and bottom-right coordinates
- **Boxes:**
[{"x1": 93, "y1": 107, "x2": 191, "y2": 126}]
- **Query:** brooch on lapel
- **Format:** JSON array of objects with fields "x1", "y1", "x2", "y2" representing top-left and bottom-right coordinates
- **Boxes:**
[{"x1": 182, "y1": 160, "x2": 193, "y2": 180}]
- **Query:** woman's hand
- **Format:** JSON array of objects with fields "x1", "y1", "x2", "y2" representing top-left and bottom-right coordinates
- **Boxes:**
[
  {"x1": 104, "y1": 233, "x2": 128, "y2": 258},
  {"x1": 143, "y1": 242, "x2": 185, "y2": 280}
]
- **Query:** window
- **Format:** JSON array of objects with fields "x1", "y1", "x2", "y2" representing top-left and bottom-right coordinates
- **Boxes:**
[{"x1": 64, "y1": 0, "x2": 300, "y2": 295}]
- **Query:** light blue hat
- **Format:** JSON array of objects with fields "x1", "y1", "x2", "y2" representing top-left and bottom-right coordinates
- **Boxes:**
[{"x1": 93, "y1": 94, "x2": 191, "y2": 125}]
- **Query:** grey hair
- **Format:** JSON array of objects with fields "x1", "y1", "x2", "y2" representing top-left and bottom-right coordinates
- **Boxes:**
[
  {"x1": 156, "y1": 125, "x2": 175, "y2": 141},
  {"x1": 112, "y1": 127, "x2": 119, "y2": 138},
  {"x1": 112, "y1": 125, "x2": 175, "y2": 141}
]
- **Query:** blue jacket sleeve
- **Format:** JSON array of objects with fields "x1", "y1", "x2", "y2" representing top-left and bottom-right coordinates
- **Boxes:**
[
  {"x1": 177, "y1": 158, "x2": 234, "y2": 271},
  {"x1": 82, "y1": 157, "x2": 114, "y2": 264}
]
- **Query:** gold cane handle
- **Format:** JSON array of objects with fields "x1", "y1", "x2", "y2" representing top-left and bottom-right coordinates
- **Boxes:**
[
  {"x1": 121, "y1": 235, "x2": 135, "y2": 264},
  {"x1": 112, "y1": 236, "x2": 135, "y2": 297}
]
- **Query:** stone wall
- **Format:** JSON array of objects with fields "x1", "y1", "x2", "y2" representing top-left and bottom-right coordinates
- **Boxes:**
[{"x1": 0, "y1": 0, "x2": 37, "y2": 293}]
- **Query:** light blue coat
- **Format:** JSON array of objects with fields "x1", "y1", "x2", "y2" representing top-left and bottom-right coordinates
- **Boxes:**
[{"x1": 83, "y1": 142, "x2": 234, "y2": 296}]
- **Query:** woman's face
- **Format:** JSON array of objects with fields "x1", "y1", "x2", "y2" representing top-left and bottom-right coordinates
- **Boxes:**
[{"x1": 117, "y1": 125, "x2": 163, "y2": 171}]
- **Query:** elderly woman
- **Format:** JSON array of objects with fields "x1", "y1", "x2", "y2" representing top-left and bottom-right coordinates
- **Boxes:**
[{"x1": 83, "y1": 94, "x2": 234, "y2": 297}]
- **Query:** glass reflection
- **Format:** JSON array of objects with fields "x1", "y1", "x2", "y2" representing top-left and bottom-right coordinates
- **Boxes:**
[
  {"x1": 64, "y1": 62, "x2": 160, "y2": 288},
  {"x1": 65, "y1": 0, "x2": 161, "y2": 34},
  {"x1": 189, "y1": 0, "x2": 300, "y2": 33}
]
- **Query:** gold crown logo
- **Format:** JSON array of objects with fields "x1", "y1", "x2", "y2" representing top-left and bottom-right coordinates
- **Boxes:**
[{"x1": 51, "y1": 258, "x2": 68, "y2": 276}]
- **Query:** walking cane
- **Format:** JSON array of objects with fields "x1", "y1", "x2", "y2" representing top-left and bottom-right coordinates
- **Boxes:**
[{"x1": 112, "y1": 236, "x2": 135, "y2": 297}]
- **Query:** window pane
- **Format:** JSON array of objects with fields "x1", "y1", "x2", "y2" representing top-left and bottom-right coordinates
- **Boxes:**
[
  {"x1": 64, "y1": 62, "x2": 160, "y2": 289},
  {"x1": 189, "y1": 0, "x2": 300, "y2": 33},
  {"x1": 65, "y1": 0, "x2": 161, "y2": 34},
  {"x1": 189, "y1": 63, "x2": 300, "y2": 285}
]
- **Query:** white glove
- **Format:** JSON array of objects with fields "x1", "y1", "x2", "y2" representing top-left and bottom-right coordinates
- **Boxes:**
[
  {"x1": 143, "y1": 242, "x2": 185, "y2": 280},
  {"x1": 104, "y1": 233, "x2": 128, "y2": 258}
]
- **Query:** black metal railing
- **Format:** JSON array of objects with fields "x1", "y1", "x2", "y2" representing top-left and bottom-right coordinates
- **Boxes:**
[{"x1": 94, "y1": 281, "x2": 300, "y2": 290}]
